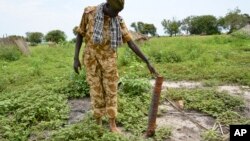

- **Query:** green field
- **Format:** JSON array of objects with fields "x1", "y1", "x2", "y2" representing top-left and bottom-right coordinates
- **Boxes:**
[{"x1": 0, "y1": 35, "x2": 250, "y2": 140}]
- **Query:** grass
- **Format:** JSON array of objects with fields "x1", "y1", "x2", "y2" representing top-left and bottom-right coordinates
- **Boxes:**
[
  {"x1": 119, "y1": 35, "x2": 250, "y2": 86},
  {"x1": 0, "y1": 35, "x2": 250, "y2": 140},
  {"x1": 0, "y1": 45, "x2": 22, "y2": 61}
]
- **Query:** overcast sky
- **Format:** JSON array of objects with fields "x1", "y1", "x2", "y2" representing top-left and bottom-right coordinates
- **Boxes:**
[{"x1": 0, "y1": 0, "x2": 250, "y2": 40}]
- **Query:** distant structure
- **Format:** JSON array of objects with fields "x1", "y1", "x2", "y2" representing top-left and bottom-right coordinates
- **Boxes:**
[
  {"x1": 240, "y1": 24, "x2": 250, "y2": 35},
  {"x1": 0, "y1": 36, "x2": 30, "y2": 55},
  {"x1": 231, "y1": 22, "x2": 250, "y2": 39},
  {"x1": 129, "y1": 31, "x2": 149, "y2": 43}
]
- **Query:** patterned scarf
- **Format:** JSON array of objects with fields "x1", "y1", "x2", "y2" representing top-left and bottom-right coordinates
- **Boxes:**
[{"x1": 93, "y1": 3, "x2": 122, "y2": 50}]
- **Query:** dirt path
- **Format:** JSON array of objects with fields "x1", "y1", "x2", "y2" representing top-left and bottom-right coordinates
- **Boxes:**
[
  {"x1": 68, "y1": 98, "x2": 91, "y2": 124},
  {"x1": 68, "y1": 81, "x2": 250, "y2": 141}
]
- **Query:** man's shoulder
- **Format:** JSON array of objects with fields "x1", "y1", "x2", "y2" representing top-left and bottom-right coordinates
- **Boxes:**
[{"x1": 84, "y1": 6, "x2": 97, "y2": 14}]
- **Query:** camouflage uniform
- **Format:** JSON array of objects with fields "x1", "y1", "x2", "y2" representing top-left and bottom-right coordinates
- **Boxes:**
[{"x1": 77, "y1": 6, "x2": 132, "y2": 119}]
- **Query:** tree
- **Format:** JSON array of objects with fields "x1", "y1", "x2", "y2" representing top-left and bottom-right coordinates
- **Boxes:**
[
  {"x1": 26, "y1": 32, "x2": 44, "y2": 45},
  {"x1": 161, "y1": 18, "x2": 181, "y2": 37},
  {"x1": 130, "y1": 22, "x2": 157, "y2": 36},
  {"x1": 45, "y1": 30, "x2": 66, "y2": 43},
  {"x1": 221, "y1": 8, "x2": 250, "y2": 33},
  {"x1": 143, "y1": 24, "x2": 157, "y2": 36},
  {"x1": 71, "y1": 26, "x2": 79, "y2": 43},
  {"x1": 131, "y1": 22, "x2": 139, "y2": 32},
  {"x1": 73, "y1": 26, "x2": 78, "y2": 36},
  {"x1": 189, "y1": 15, "x2": 219, "y2": 35},
  {"x1": 181, "y1": 16, "x2": 193, "y2": 35}
]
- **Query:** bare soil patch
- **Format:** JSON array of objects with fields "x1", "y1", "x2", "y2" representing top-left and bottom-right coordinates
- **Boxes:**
[{"x1": 68, "y1": 98, "x2": 91, "y2": 124}]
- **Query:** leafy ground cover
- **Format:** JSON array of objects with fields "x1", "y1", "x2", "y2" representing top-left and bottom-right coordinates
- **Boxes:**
[{"x1": 0, "y1": 35, "x2": 249, "y2": 140}]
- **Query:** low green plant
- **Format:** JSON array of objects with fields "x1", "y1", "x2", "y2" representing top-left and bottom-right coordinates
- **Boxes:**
[
  {"x1": 201, "y1": 129, "x2": 222, "y2": 141},
  {"x1": 118, "y1": 47, "x2": 138, "y2": 67},
  {"x1": 120, "y1": 75, "x2": 151, "y2": 96},
  {"x1": 154, "y1": 127, "x2": 172, "y2": 141},
  {"x1": 165, "y1": 51, "x2": 182, "y2": 63},
  {"x1": 50, "y1": 115, "x2": 104, "y2": 141},
  {"x1": 118, "y1": 93, "x2": 150, "y2": 134},
  {"x1": 117, "y1": 76, "x2": 151, "y2": 134},
  {"x1": 0, "y1": 77, "x2": 8, "y2": 92},
  {"x1": 217, "y1": 111, "x2": 250, "y2": 125},
  {"x1": 57, "y1": 70, "x2": 90, "y2": 98},
  {"x1": 0, "y1": 45, "x2": 22, "y2": 61},
  {"x1": 148, "y1": 49, "x2": 165, "y2": 63},
  {"x1": 165, "y1": 88, "x2": 245, "y2": 119},
  {"x1": 0, "y1": 86, "x2": 69, "y2": 140}
]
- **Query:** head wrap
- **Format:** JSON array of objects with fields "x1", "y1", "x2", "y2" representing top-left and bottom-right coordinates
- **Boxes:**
[{"x1": 107, "y1": 0, "x2": 124, "y2": 11}]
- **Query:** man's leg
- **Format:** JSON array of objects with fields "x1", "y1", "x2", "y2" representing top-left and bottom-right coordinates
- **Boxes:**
[
  {"x1": 84, "y1": 53, "x2": 105, "y2": 125},
  {"x1": 102, "y1": 68, "x2": 120, "y2": 132}
]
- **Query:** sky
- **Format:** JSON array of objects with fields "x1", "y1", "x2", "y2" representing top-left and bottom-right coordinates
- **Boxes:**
[{"x1": 0, "y1": 0, "x2": 250, "y2": 40}]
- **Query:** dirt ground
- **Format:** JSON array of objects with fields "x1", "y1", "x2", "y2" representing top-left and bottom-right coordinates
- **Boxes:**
[{"x1": 68, "y1": 81, "x2": 250, "y2": 141}]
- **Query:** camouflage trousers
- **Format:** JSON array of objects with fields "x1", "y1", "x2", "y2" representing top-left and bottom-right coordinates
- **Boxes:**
[{"x1": 83, "y1": 48, "x2": 118, "y2": 119}]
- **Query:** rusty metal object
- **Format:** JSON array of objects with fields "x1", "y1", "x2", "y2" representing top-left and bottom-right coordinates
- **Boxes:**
[{"x1": 145, "y1": 76, "x2": 164, "y2": 137}]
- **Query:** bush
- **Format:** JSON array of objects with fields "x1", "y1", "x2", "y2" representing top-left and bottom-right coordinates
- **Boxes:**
[
  {"x1": 26, "y1": 32, "x2": 44, "y2": 45},
  {"x1": 57, "y1": 70, "x2": 90, "y2": 98},
  {"x1": 118, "y1": 48, "x2": 138, "y2": 66},
  {"x1": 165, "y1": 51, "x2": 182, "y2": 63},
  {"x1": 149, "y1": 49, "x2": 165, "y2": 63},
  {"x1": 120, "y1": 75, "x2": 151, "y2": 96},
  {"x1": 0, "y1": 45, "x2": 21, "y2": 61},
  {"x1": 45, "y1": 30, "x2": 66, "y2": 43}
]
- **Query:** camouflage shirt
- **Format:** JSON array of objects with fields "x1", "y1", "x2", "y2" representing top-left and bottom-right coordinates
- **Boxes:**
[{"x1": 77, "y1": 6, "x2": 132, "y2": 55}]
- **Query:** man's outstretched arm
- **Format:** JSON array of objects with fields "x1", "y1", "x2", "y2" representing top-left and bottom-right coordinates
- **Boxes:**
[{"x1": 127, "y1": 40, "x2": 158, "y2": 76}]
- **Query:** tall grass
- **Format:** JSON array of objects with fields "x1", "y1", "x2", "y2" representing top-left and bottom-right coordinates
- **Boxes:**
[
  {"x1": 118, "y1": 35, "x2": 250, "y2": 85},
  {"x1": 0, "y1": 45, "x2": 22, "y2": 61}
]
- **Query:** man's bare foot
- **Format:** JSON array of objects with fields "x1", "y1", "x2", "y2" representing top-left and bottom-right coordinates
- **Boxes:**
[
  {"x1": 110, "y1": 126, "x2": 121, "y2": 133},
  {"x1": 109, "y1": 118, "x2": 121, "y2": 133}
]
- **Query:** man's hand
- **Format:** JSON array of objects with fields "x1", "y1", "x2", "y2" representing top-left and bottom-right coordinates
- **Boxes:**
[
  {"x1": 147, "y1": 63, "x2": 158, "y2": 77},
  {"x1": 74, "y1": 59, "x2": 82, "y2": 74}
]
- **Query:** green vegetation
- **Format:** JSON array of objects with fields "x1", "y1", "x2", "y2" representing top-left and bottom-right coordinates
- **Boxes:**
[
  {"x1": 0, "y1": 45, "x2": 22, "y2": 61},
  {"x1": 0, "y1": 35, "x2": 250, "y2": 140},
  {"x1": 26, "y1": 32, "x2": 44, "y2": 46},
  {"x1": 45, "y1": 30, "x2": 67, "y2": 43},
  {"x1": 164, "y1": 88, "x2": 249, "y2": 125},
  {"x1": 119, "y1": 35, "x2": 250, "y2": 86},
  {"x1": 201, "y1": 129, "x2": 222, "y2": 141},
  {"x1": 130, "y1": 22, "x2": 157, "y2": 36}
]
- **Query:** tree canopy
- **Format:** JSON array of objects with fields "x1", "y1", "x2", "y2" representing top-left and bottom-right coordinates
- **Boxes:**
[
  {"x1": 219, "y1": 8, "x2": 250, "y2": 33},
  {"x1": 189, "y1": 15, "x2": 220, "y2": 35},
  {"x1": 26, "y1": 32, "x2": 44, "y2": 45},
  {"x1": 161, "y1": 18, "x2": 181, "y2": 37},
  {"x1": 45, "y1": 30, "x2": 66, "y2": 43},
  {"x1": 73, "y1": 26, "x2": 78, "y2": 36},
  {"x1": 162, "y1": 8, "x2": 249, "y2": 36},
  {"x1": 131, "y1": 22, "x2": 157, "y2": 36}
]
